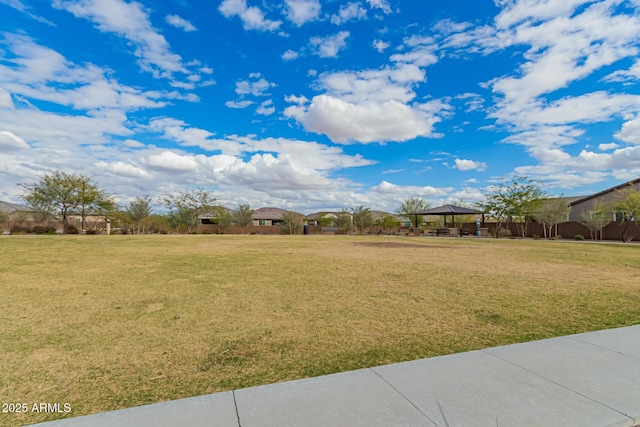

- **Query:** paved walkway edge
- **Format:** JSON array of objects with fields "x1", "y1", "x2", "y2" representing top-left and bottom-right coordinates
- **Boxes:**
[{"x1": 27, "y1": 325, "x2": 640, "y2": 427}]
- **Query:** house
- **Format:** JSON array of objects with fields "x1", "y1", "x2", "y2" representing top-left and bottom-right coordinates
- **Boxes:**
[
  {"x1": 305, "y1": 211, "x2": 339, "y2": 226},
  {"x1": 568, "y1": 178, "x2": 640, "y2": 222},
  {"x1": 252, "y1": 207, "x2": 303, "y2": 226},
  {"x1": 0, "y1": 200, "x2": 32, "y2": 231}
]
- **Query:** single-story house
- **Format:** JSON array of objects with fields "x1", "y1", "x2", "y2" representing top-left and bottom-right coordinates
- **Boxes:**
[
  {"x1": 252, "y1": 207, "x2": 303, "y2": 226},
  {"x1": 567, "y1": 178, "x2": 640, "y2": 222},
  {"x1": 0, "y1": 200, "x2": 32, "y2": 230}
]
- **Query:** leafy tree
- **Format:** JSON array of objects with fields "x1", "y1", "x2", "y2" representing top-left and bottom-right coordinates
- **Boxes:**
[
  {"x1": 476, "y1": 176, "x2": 546, "y2": 238},
  {"x1": 232, "y1": 204, "x2": 254, "y2": 233},
  {"x1": 161, "y1": 188, "x2": 217, "y2": 234},
  {"x1": 580, "y1": 201, "x2": 611, "y2": 241},
  {"x1": 279, "y1": 211, "x2": 303, "y2": 235},
  {"x1": 351, "y1": 205, "x2": 373, "y2": 234},
  {"x1": 375, "y1": 215, "x2": 398, "y2": 235},
  {"x1": 77, "y1": 175, "x2": 114, "y2": 231},
  {"x1": 534, "y1": 198, "x2": 571, "y2": 239},
  {"x1": 20, "y1": 171, "x2": 112, "y2": 234},
  {"x1": 216, "y1": 209, "x2": 234, "y2": 233},
  {"x1": 614, "y1": 188, "x2": 640, "y2": 242},
  {"x1": 0, "y1": 210, "x2": 6, "y2": 230},
  {"x1": 146, "y1": 214, "x2": 170, "y2": 234},
  {"x1": 335, "y1": 210, "x2": 353, "y2": 234},
  {"x1": 126, "y1": 196, "x2": 152, "y2": 234},
  {"x1": 317, "y1": 213, "x2": 336, "y2": 227},
  {"x1": 397, "y1": 197, "x2": 430, "y2": 228}
]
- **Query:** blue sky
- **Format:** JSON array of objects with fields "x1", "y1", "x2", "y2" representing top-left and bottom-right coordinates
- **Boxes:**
[{"x1": 1, "y1": 0, "x2": 640, "y2": 213}]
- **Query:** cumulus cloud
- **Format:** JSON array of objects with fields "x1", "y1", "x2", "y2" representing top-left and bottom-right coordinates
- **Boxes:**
[
  {"x1": 282, "y1": 49, "x2": 299, "y2": 61},
  {"x1": 309, "y1": 32, "x2": 350, "y2": 58},
  {"x1": 165, "y1": 14, "x2": 196, "y2": 32},
  {"x1": 225, "y1": 100, "x2": 254, "y2": 109},
  {"x1": 256, "y1": 100, "x2": 275, "y2": 116},
  {"x1": 372, "y1": 39, "x2": 390, "y2": 52},
  {"x1": 235, "y1": 73, "x2": 276, "y2": 97},
  {"x1": 366, "y1": 0, "x2": 391, "y2": 14},
  {"x1": 284, "y1": 0, "x2": 321, "y2": 27},
  {"x1": 615, "y1": 117, "x2": 640, "y2": 145},
  {"x1": 285, "y1": 95, "x2": 443, "y2": 144},
  {"x1": 331, "y1": 2, "x2": 367, "y2": 25},
  {"x1": 455, "y1": 158, "x2": 487, "y2": 171},
  {"x1": 218, "y1": 0, "x2": 281, "y2": 32},
  {"x1": 144, "y1": 151, "x2": 199, "y2": 173}
]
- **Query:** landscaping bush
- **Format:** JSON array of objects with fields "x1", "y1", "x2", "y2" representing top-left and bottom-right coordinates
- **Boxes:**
[
  {"x1": 202, "y1": 229, "x2": 212, "y2": 234},
  {"x1": 575, "y1": 234, "x2": 585, "y2": 241},
  {"x1": 65, "y1": 224, "x2": 79, "y2": 234},
  {"x1": 33, "y1": 225, "x2": 57, "y2": 234},
  {"x1": 10, "y1": 226, "x2": 26, "y2": 234},
  {"x1": 85, "y1": 228, "x2": 98, "y2": 235}
]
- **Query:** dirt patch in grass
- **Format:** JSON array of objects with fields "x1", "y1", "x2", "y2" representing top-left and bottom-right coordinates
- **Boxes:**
[{"x1": 1, "y1": 235, "x2": 639, "y2": 425}]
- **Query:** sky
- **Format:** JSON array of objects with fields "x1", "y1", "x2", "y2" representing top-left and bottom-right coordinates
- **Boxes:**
[{"x1": 1, "y1": 0, "x2": 640, "y2": 214}]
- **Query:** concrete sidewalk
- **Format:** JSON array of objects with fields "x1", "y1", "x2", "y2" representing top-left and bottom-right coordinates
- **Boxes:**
[{"x1": 31, "y1": 325, "x2": 640, "y2": 427}]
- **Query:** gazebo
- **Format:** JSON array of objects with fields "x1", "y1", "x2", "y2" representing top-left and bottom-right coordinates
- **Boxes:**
[{"x1": 414, "y1": 204, "x2": 483, "y2": 228}]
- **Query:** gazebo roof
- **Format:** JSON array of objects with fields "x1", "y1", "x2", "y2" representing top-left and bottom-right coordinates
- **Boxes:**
[{"x1": 415, "y1": 204, "x2": 481, "y2": 215}]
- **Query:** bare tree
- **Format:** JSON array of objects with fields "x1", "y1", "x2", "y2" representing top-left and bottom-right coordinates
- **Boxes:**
[
  {"x1": 126, "y1": 196, "x2": 152, "y2": 234},
  {"x1": 579, "y1": 201, "x2": 611, "y2": 241},
  {"x1": 534, "y1": 198, "x2": 571, "y2": 239}
]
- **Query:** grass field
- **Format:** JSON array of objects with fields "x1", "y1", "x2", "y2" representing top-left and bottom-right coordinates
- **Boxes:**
[{"x1": 2, "y1": 235, "x2": 640, "y2": 425}]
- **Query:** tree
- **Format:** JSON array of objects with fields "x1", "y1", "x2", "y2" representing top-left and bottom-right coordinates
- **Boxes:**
[
  {"x1": 580, "y1": 201, "x2": 611, "y2": 241},
  {"x1": 476, "y1": 176, "x2": 546, "y2": 238},
  {"x1": 20, "y1": 171, "x2": 112, "y2": 234},
  {"x1": 534, "y1": 198, "x2": 571, "y2": 239},
  {"x1": 0, "y1": 210, "x2": 6, "y2": 230},
  {"x1": 232, "y1": 204, "x2": 254, "y2": 233},
  {"x1": 397, "y1": 197, "x2": 430, "y2": 228},
  {"x1": 126, "y1": 196, "x2": 152, "y2": 234},
  {"x1": 77, "y1": 175, "x2": 114, "y2": 231},
  {"x1": 216, "y1": 209, "x2": 234, "y2": 233},
  {"x1": 279, "y1": 211, "x2": 303, "y2": 235},
  {"x1": 161, "y1": 188, "x2": 217, "y2": 234},
  {"x1": 351, "y1": 206, "x2": 373, "y2": 234},
  {"x1": 335, "y1": 210, "x2": 353, "y2": 234},
  {"x1": 375, "y1": 215, "x2": 398, "y2": 235},
  {"x1": 614, "y1": 188, "x2": 640, "y2": 242}
]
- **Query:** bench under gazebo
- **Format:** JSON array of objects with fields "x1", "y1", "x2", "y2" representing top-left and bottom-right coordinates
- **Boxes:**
[{"x1": 414, "y1": 204, "x2": 485, "y2": 236}]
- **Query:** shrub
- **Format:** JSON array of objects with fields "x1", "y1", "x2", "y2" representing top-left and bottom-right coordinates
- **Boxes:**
[
  {"x1": 202, "y1": 229, "x2": 212, "y2": 234},
  {"x1": 10, "y1": 225, "x2": 25, "y2": 234},
  {"x1": 574, "y1": 234, "x2": 584, "y2": 241},
  {"x1": 65, "y1": 224, "x2": 79, "y2": 234},
  {"x1": 533, "y1": 234, "x2": 541, "y2": 240},
  {"x1": 85, "y1": 228, "x2": 98, "y2": 235}
]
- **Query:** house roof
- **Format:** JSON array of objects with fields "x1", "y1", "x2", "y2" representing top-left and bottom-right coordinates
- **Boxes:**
[
  {"x1": 253, "y1": 207, "x2": 302, "y2": 220},
  {"x1": 306, "y1": 211, "x2": 339, "y2": 220},
  {"x1": 415, "y1": 204, "x2": 481, "y2": 215},
  {"x1": 568, "y1": 178, "x2": 640, "y2": 206},
  {"x1": 0, "y1": 200, "x2": 29, "y2": 214}
]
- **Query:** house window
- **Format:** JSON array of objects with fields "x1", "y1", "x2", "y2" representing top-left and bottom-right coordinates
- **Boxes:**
[{"x1": 259, "y1": 219, "x2": 266, "y2": 226}]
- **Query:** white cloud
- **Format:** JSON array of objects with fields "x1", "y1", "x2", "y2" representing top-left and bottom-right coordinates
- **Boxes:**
[
  {"x1": 598, "y1": 142, "x2": 619, "y2": 151},
  {"x1": 285, "y1": 94, "x2": 309, "y2": 105},
  {"x1": 615, "y1": 116, "x2": 640, "y2": 145},
  {"x1": 165, "y1": 14, "x2": 196, "y2": 32},
  {"x1": 331, "y1": 2, "x2": 367, "y2": 25},
  {"x1": 256, "y1": 100, "x2": 275, "y2": 116},
  {"x1": 95, "y1": 161, "x2": 151, "y2": 178},
  {"x1": 285, "y1": 95, "x2": 443, "y2": 144},
  {"x1": 0, "y1": 131, "x2": 30, "y2": 151},
  {"x1": 284, "y1": 0, "x2": 321, "y2": 27},
  {"x1": 372, "y1": 39, "x2": 390, "y2": 52},
  {"x1": 282, "y1": 49, "x2": 299, "y2": 61},
  {"x1": 225, "y1": 100, "x2": 254, "y2": 109},
  {"x1": 144, "y1": 151, "x2": 199, "y2": 173},
  {"x1": 310, "y1": 32, "x2": 350, "y2": 58},
  {"x1": 370, "y1": 181, "x2": 450, "y2": 198},
  {"x1": 235, "y1": 74, "x2": 276, "y2": 96},
  {"x1": 455, "y1": 158, "x2": 487, "y2": 171},
  {"x1": 366, "y1": 0, "x2": 391, "y2": 14},
  {"x1": 218, "y1": 0, "x2": 281, "y2": 32},
  {"x1": 52, "y1": 0, "x2": 206, "y2": 84}
]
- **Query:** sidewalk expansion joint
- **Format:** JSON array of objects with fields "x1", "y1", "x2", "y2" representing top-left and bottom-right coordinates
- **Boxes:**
[
  {"x1": 368, "y1": 368, "x2": 439, "y2": 427},
  {"x1": 232, "y1": 390, "x2": 242, "y2": 427},
  {"x1": 481, "y1": 349, "x2": 636, "y2": 422},
  {"x1": 568, "y1": 336, "x2": 640, "y2": 361}
]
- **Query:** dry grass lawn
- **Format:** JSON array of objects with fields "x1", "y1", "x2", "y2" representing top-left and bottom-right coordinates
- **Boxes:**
[{"x1": 1, "y1": 235, "x2": 640, "y2": 425}]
